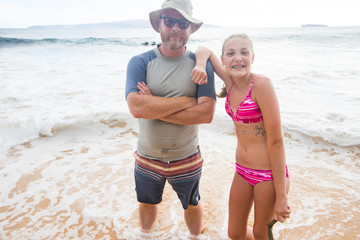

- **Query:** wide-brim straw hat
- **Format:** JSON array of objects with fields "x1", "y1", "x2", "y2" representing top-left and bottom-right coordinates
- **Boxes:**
[{"x1": 149, "y1": 0, "x2": 203, "y2": 33}]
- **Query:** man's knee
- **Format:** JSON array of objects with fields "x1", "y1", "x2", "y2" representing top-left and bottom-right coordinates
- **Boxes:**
[
  {"x1": 185, "y1": 202, "x2": 202, "y2": 211},
  {"x1": 139, "y1": 202, "x2": 158, "y2": 212},
  {"x1": 139, "y1": 203, "x2": 158, "y2": 231}
]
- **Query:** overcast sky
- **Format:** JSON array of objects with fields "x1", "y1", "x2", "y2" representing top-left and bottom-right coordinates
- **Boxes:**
[{"x1": 1, "y1": 0, "x2": 359, "y2": 28}]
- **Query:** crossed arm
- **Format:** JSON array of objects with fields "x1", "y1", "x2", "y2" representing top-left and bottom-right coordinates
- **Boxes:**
[{"x1": 127, "y1": 82, "x2": 215, "y2": 125}]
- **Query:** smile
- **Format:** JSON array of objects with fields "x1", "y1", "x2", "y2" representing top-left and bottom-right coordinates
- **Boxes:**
[{"x1": 232, "y1": 65, "x2": 245, "y2": 69}]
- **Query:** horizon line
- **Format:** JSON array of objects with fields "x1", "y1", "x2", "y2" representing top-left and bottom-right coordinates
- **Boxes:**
[{"x1": 1, "y1": 19, "x2": 359, "y2": 29}]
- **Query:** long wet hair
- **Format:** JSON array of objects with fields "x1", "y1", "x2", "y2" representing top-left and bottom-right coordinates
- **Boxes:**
[{"x1": 217, "y1": 33, "x2": 254, "y2": 98}]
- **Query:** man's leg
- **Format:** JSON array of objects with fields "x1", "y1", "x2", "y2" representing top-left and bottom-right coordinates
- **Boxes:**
[
  {"x1": 139, "y1": 202, "x2": 158, "y2": 233},
  {"x1": 184, "y1": 202, "x2": 203, "y2": 236},
  {"x1": 167, "y1": 151, "x2": 204, "y2": 237},
  {"x1": 134, "y1": 153, "x2": 166, "y2": 233}
]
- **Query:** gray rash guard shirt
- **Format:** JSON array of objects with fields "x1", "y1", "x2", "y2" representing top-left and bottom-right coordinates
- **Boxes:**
[{"x1": 126, "y1": 47, "x2": 215, "y2": 161}]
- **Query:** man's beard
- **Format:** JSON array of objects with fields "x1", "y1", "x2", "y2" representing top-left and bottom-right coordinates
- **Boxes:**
[{"x1": 161, "y1": 33, "x2": 187, "y2": 50}]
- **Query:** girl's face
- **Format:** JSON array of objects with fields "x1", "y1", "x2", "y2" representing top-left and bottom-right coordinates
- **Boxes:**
[{"x1": 221, "y1": 37, "x2": 254, "y2": 78}]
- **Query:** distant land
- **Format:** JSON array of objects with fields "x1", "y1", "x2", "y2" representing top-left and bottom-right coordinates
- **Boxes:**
[
  {"x1": 301, "y1": 24, "x2": 328, "y2": 27},
  {"x1": 27, "y1": 19, "x2": 222, "y2": 29}
]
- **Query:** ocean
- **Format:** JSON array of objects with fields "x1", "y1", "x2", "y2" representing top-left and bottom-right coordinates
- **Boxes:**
[{"x1": 0, "y1": 26, "x2": 359, "y2": 239}]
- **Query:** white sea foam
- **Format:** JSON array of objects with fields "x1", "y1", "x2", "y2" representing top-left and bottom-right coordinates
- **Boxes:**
[
  {"x1": 1, "y1": 27, "x2": 359, "y2": 150},
  {"x1": 1, "y1": 26, "x2": 360, "y2": 239}
]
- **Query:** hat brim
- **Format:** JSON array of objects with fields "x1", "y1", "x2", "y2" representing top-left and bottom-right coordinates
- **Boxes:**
[{"x1": 149, "y1": 7, "x2": 203, "y2": 33}]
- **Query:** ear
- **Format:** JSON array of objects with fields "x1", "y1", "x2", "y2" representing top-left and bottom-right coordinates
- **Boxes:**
[{"x1": 251, "y1": 53, "x2": 255, "y2": 63}]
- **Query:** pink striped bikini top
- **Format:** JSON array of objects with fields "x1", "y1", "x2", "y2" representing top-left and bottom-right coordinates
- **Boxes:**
[{"x1": 225, "y1": 77, "x2": 263, "y2": 124}]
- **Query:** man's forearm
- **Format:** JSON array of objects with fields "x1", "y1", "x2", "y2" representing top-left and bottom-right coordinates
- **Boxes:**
[
  {"x1": 127, "y1": 92, "x2": 196, "y2": 119},
  {"x1": 160, "y1": 97, "x2": 216, "y2": 125}
]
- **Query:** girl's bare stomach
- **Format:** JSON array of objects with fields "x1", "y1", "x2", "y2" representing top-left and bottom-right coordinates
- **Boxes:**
[{"x1": 234, "y1": 121, "x2": 270, "y2": 169}]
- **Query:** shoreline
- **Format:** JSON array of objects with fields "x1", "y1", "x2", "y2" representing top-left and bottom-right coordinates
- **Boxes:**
[{"x1": 1, "y1": 117, "x2": 359, "y2": 239}]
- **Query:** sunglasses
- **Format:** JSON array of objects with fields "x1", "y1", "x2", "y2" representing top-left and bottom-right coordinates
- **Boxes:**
[{"x1": 160, "y1": 17, "x2": 191, "y2": 30}]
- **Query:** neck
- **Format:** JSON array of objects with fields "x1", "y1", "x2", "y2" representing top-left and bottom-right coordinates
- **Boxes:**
[
  {"x1": 158, "y1": 44, "x2": 186, "y2": 57},
  {"x1": 234, "y1": 73, "x2": 252, "y2": 86}
]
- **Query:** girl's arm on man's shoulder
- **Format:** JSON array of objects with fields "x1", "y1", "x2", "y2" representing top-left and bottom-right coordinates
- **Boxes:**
[{"x1": 192, "y1": 46, "x2": 232, "y2": 86}]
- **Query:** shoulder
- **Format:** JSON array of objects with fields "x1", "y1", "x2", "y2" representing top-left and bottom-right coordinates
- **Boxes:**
[
  {"x1": 129, "y1": 49, "x2": 157, "y2": 65},
  {"x1": 254, "y1": 74, "x2": 271, "y2": 85},
  {"x1": 189, "y1": 51, "x2": 196, "y2": 60},
  {"x1": 253, "y1": 74, "x2": 274, "y2": 93},
  {"x1": 127, "y1": 49, "x2": 158, "y2": 73},
  {"x1": 252, "y1": 74, "x2": 277, "y2": 103}
]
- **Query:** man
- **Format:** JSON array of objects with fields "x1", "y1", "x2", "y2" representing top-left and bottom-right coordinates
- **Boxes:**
[{"x1": 125, "y1": 0, "x2": 216, "y2": 238}]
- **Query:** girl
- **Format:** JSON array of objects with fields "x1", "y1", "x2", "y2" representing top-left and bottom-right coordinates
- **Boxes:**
[{"x1": 191, "y1": 34, "x2": 291, "y2": 239}]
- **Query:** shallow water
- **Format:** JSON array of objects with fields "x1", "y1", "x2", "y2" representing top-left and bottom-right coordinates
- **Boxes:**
[
  {"x1": 0, "y1": 115, "x2": 359, "y2": 239},
  {"x1": 1, "y1": 26, "x2": 360, "y2": 239}
]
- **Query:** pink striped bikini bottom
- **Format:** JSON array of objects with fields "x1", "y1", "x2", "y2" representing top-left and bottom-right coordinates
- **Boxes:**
[{"x1": 235, "y1": 163, "x2": 289, "y2": 186}]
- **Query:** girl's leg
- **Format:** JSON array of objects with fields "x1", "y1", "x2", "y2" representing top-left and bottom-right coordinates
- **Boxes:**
[
  {"x1": 253, "y1": 178, "x2": 290, "y2": 239},
  {"x1": 228, "y1": 172, "x2": 255, "y2": 240},
  {"x1": 253, "y1": 181, "x2": 276, "y2": 239}
]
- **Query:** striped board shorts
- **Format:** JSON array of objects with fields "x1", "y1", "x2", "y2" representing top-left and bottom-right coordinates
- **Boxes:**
[
  {"x1": 134, "y1": 151, "x2": 203, "y2": 183},
  {"x1": 134, "y1": 151, "x2": 203, "y2": 208}
]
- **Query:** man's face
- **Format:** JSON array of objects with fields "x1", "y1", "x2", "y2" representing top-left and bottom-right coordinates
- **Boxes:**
[{"x1": 158, "y1": 9, "x2": 192, "y2": 50}]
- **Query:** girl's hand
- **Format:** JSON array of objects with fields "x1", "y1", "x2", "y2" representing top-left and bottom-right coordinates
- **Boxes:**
[
  {"x1": 274, "y1": 197, "x2": 291, "y2": 223},
  {"x1": 192, "y1": 46, "x2": 211, "y2": 85},
  {"x1": 137, "y1": 82, "x2": 152, "y2": 95},
  {"x1": 191, "y1": 65, "x2": 208, "y2": 85}
]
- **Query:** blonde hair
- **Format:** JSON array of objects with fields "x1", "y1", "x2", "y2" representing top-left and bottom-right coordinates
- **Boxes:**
[{"x1": 217, "y1": 34, "x2": 254, "y2": 98}]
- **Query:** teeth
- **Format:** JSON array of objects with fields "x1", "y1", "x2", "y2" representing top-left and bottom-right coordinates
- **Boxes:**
[{"x1": 233, "y1": 66, "x2": 245, "y2": 69}]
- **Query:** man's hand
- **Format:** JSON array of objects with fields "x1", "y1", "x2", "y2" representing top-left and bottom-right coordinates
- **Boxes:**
[{"x1": 137, "y1": 82, "x2": 152, "y2": 95}]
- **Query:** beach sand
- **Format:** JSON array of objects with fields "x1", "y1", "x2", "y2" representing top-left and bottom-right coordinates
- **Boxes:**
[{"x1": 1, "y1": 115, "x2": 359, "y2": 239}]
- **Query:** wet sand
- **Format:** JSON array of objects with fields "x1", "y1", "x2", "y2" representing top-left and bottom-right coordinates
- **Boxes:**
[{"x1": 1, "y1": 118, "x2": 359, "y2": 239}]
